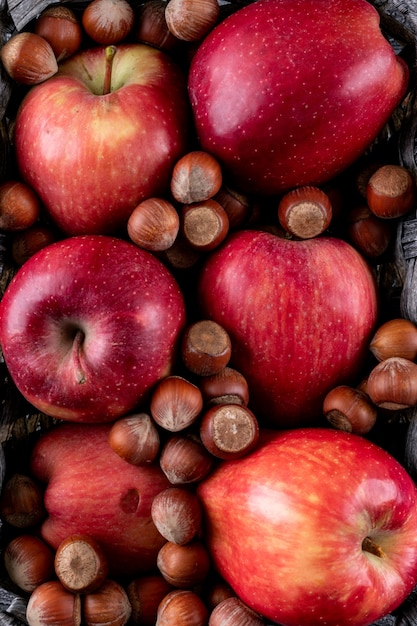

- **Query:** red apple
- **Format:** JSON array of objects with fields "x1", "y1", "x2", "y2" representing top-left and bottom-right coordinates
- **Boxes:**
[
  {"x1": 0, "y1": 235, "x2": 186, "y2": 422},
  {"x1": 30, "y1": 423, "x2": 170, "y2": 577},
  {"x1": 197, "y1": 230, "x2": 378, "y2": 427},
  {"x1": 14, "y1": 43, "x2": 190, "y2": 235},
  {"x1": 198, "y1": 428, "x2": 417, "y2": 625},
  {"x1": 188, "y1": 0, "x2": 409, "y2": 195}
]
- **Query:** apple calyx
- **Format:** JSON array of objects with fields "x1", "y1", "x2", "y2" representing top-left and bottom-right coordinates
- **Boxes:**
[
  {"x1": 362, "y1": 536, "x2": 386, "y2": 559},
  {"x1": 103, "y1": 45, "x2": 117, "y2": 95},
  {"x1": 72, "y1": 329, "x2": 86, "y2": 384}
]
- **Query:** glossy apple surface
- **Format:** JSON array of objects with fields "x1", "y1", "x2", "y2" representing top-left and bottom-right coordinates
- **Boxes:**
[
  {"x1": 188, "y1": 0, "x2": 408, "y2": 195},
  {"x1": 0, "y1": 235, "x2": 186, "y2": 422},
  {"x1": 197, "y1": 230, "x2": 378, "y2": 427},
  {"x1": 14, "y1": 44, "x2": 190, "y2": 235},
  {"x1": 198, "y1": 428, "x2": 417, "y2": 625},
  {"x1": 30, "y1": 423, "x2": 170, "y2": 577}
]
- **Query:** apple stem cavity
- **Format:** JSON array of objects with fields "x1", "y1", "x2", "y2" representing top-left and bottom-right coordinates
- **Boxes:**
[
  {"x1": 362, "y1": 536, "x2": 386, "y2": 559},
  {"x1": 72, "y1": 329, "x2": 87, "y2": 384},
  {"x1": 103, "y1": 45, "x2": 117, "y2": 95}
]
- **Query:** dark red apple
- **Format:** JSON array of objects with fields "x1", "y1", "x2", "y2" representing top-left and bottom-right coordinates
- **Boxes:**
[
  {"x1": 197, "y1": 230, "x2": 378, "y2": 427},
  {"x1": 30, "y1": 423, "x2": 170, "y2": 577},
  {"x1": 198, "y1": 428, "x2": 417, "y2": 625},
  {"x1": 188, "y1": 0, "x2": 409, "y2": 195},
  {"x1": 14, "y1": 43, "x2": 190, "y2": 235},
  {"x1": 0, "y1": 235, "x2": 186, "y2": 422}
]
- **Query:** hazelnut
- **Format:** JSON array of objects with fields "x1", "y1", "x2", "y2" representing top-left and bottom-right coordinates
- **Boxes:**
[
  {"x1": 165, "y1": 0, "x2": 220, "y2": 42},
  {"x1": 159, "y1": 434, "x2": 214, "y2": 484},
  {"x1": 54, "y1": 534, "x2": 109, "y2": 594},
  {"x1": 366, "y1": 164, "x2": 416, "y2": 219},
  {"x1": 346, "y1": 204, "x2": 392, "y2": 258},
  {"x1": 199, "y1": 367, "x2": 250, "y2": 407},
  {"x1": 82, "y1": 579, "x2": 132, "y2": 626},
  {"x1": 181, "y1": 199, "x2": 229, "y2": 251},
  {"x1": 208, "y1": 596, "x2": 265, "y2": 625},
  {"x1": 323, "y1": 385, "x2": 377, "y2": 435},
  {"x1": 150, "y1": 375, "x2": 203, "y2": 432},
  {"x1": 0, "y1": 32, "x2": 58, "y2": 84},
  {"x1": 277, "y1": 186, "x2": 332, "y2": 239},
  {"x1": 0, "y1": 180, "x2": 40, "y2": 231},
  {"x1": 366, "y1": 356, "x2": 417, "y2": 410},
  {"x1": 156, "y1": 589, "x2": 209, "y2": 625},
  {"x1": 127, "y1": 574, "x2": 173, "y2": 626},
  {"x1": 157, "y1": 540, "x2": 211, "y2": 588},
  {"x1": 82, "y1": 0, "x2": 135, "y2": 44},
  {"x1": 109, "y1": 413, "x2": 160, "y2": 465},
  {"x1": 34, "y1": 6, "x2": 82, "y2": 61},
  {"x1": 26, "y1": 580, "x2": 82, "y2": 626},
  {"x1": 127, "y1": 197, "x2": 180, "y2": 252},
  {"x1": 369, "y1": 318, "x2": 417, "y2": 362},
  {"x1": 171, "y1": 151, "x2": 222, "y2": 204},
  {"x1": 151, "y1": 486, "x2": 203, "y2": 545},
  {"x1": 135, "y1": 0, "x2": 179, "y2": 50},
  {"x1": 0, "y1": 473, "x2": 45, "y2": 528},
  {"x1": 4, "y1": 534, "x2": 55, "y2": 593},
  {"x1": 200, "y1": 403, "x2": 259, "y2": 459},
  {"x1": 181, "y1": 319, "x2": 232, "y2": 377}
]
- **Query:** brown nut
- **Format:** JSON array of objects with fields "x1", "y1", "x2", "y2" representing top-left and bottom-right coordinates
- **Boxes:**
[
  {"x1": 109, "y1": 413, "x2": 160, "y2": 465},
  {"x1": 127, "y1": 574, "x2": 173, "y2": 626},
  {"x1": 82, "y1": 579, "x2": 132, "y2": 626},
  {"x1": 165, "y1": 0, "x2": 220, "y2": 42},
  {"x1": 0, "y1": 180, "x2": 40, "y2": 231},
  {"x1": 369, "y1": 318, "x2": 417, "y2": 362},
  {"x1": 366, "y1": 356, "x2": 417, "y2": 410},
  {"x1": 346, "y1": 204, "x2": 392, "y2": 258},
  {"x1": 34, "y1": 5, "x2": 82, "y2": 61},
  {"x1": 159, "y1": 434, "x2": 214, "y2": 484},
  {"x1": 171, "y1": 151, "x2": 222, "y2": 204},
  {"x1": 54, "y1": 534, "x2": 109, "y2": 594},
  {"x1": 11, "y1": 224, "x2": 58, "y2": 266},
  {"x1": 199, "y1": 366, "x2": 250, "y2": 407},
  {"x1": 366, "y1": 164, "x2": 416, "y2": 219},
  {"x1": 157, "y1": 540, "x2": 211, "y2": 588},
  {"x1": 200, "y1": 403, "x2": 259, "y2": 460},
  {"x1": 181, "y1": 319, "x2": 232, "y2": 377},
  {"x1": 156, "y1": 589, "x2": 209, "y2": 625},
  {"x1": 127, "y1": 197, "x2": 180, "y2": 252},
  {"x1": 150, "y1": 375, "x2": 204, "y2": 432},
  {"x1": 26, "y1": 580, "x2": 82, "y2": 626},
  {"x1": 208, "y1": 596, "x2": 265, "y2": 625},
  {"x1": 277, "y1": 185, "x2": 332, "y2": 239},
  {"x1": 135, "y1": 0, "x2": 179, "y2": 50},
  {"x1": 0, "y1": 32, "x2": 58, "y2": 84},
  {"x1": 4, "y1": 534, "x2": 55, "y2": 593},
  {"x1": 323, "y1": 385, "x2": 377, "y2": 435},
  {"x1": 82, "y1": 0, "x2": 134, "y2": 44},
  {"x1": 213, "y1": 185, "x2": 252, "y2": 230},
  {"x1": 0, "y1": 473, "x2": 45, "y2": 528},
  {"x1": 181, "y1": 199, "x2": 229, "y2": 252},
  {"x1": 151, "y1": 486, "x2": 203, "y2": 545}
]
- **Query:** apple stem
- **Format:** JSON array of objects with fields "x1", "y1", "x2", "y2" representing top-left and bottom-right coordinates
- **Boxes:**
[
  {"x1": 362, "y1": 536, "x2": 386, "y2": 558},
  {"x1": 72, "y1": 330, "x2": 87, "y2": 384},
  {"x1": 103, "y1": 45, "x2": 117, "y2": 95}
]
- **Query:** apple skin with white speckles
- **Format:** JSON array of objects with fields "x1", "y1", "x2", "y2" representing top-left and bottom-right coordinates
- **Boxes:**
[
  {"x1": 14, "y1": 44, "x2": 190, "y2": 236},
  {"x1": 197, "y1": 230, "x2": 378, "y2": 427},
  {"x1": 30, "y1": 422, "x2": 171, "y2": 577},
  {"x1": 198, "y1": 428, "x2": 417, "y2": 625},
  {"x1": 188, "y1": 0, "x2": 409, "y2": 195},
  {"x1": 0, "y1": 235, "x2": 186, "y2": 422}
]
